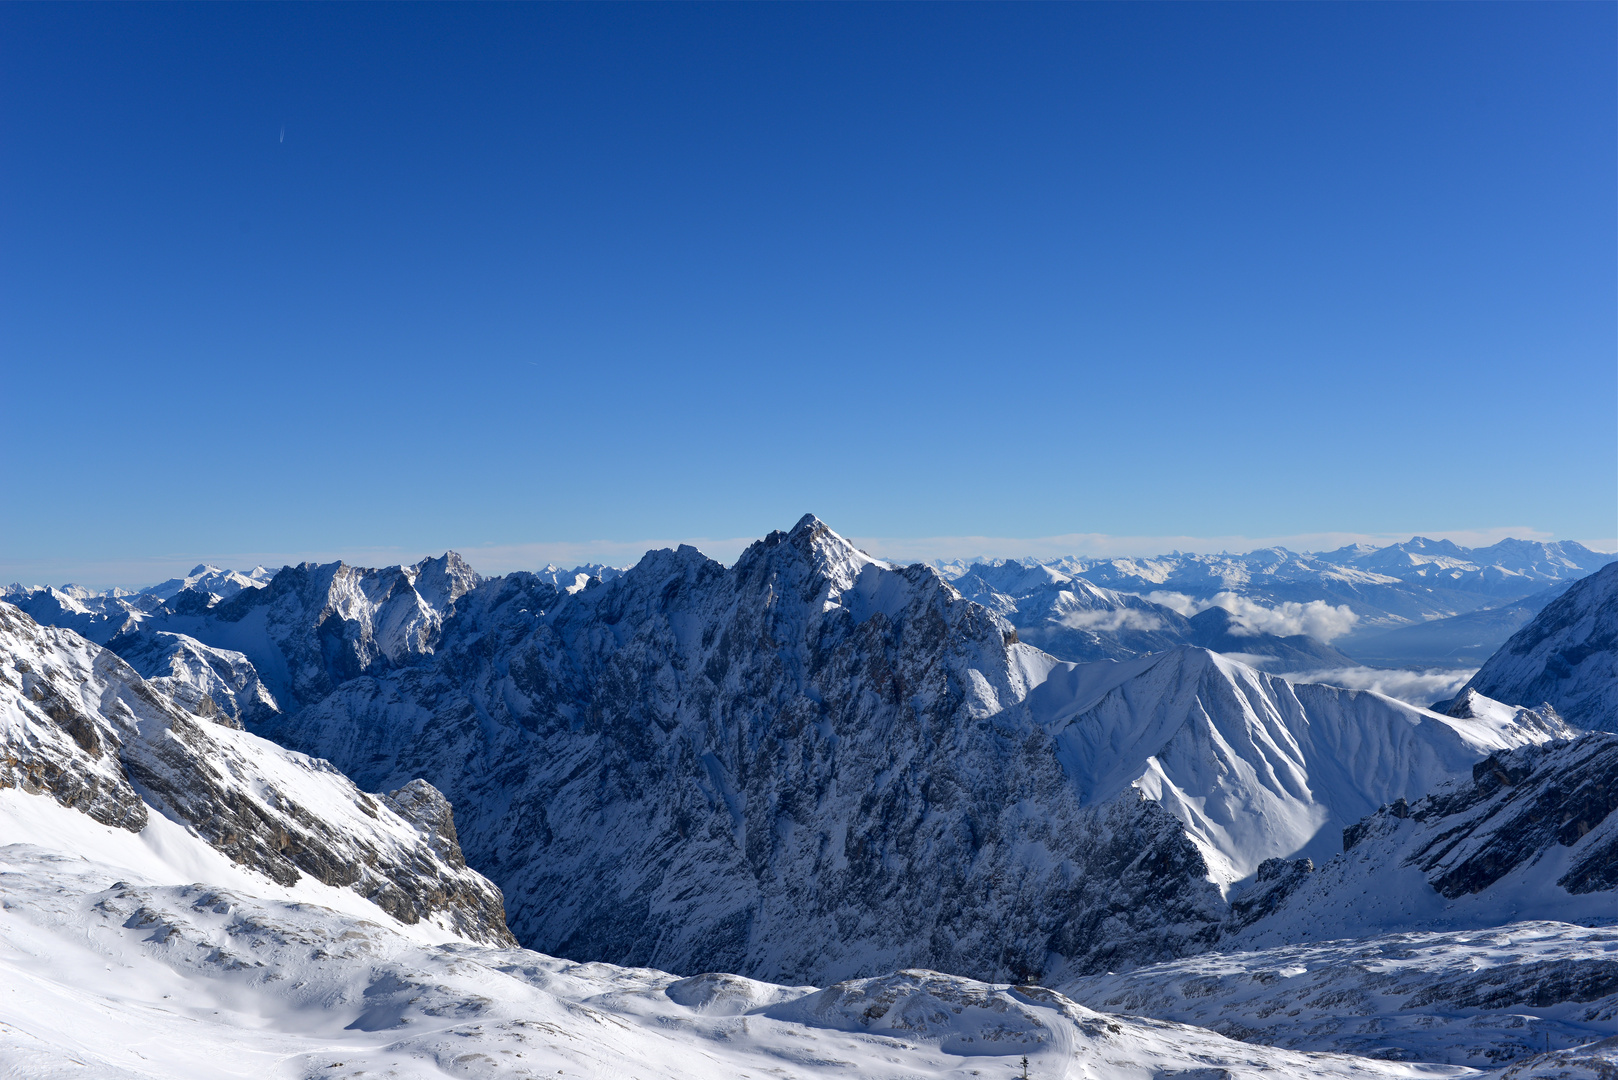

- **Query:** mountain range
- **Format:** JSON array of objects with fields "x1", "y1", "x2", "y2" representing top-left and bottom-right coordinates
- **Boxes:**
[
  {"x1": 2, "y1": 513, "x2": 1615, "y2": 1077},
  {"x1": 937, "y1": 536, "x2": 1610, "y2": 669}
]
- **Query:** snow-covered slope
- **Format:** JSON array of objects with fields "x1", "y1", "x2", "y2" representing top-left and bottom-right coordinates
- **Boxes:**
[
  {"x1": 0, "y1": 600, "x2": 513, "y2": 945},
  {"x1": 1460, "y1": 561, "x2": 1618, "y2": 731},
  {"x1": 1061, "y1": 730, "x2": 1618, "y2": 1068},
  {"x1": 0, "y1": 808, "x2": 1479, "y2": 1080},
  {"x1": 262, "y1": 515, "x2": 1566, "y2": 987},
  {"x1": 1063, "y1": 921, "x2": 1618, "y2": 1068},
  {"x1": 1027, "y1": 648, "x2": 1571, "y2": 883},
  {"x1": 1225, "y1": 731, "x2": 1618, "y2": 949}
]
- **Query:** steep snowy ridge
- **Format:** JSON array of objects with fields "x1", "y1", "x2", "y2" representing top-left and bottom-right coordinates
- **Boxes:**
[
  {"x1": 1460, "y1": 560, "x2": 1618, "y2": 731},
  {"x1": 1027, "y1": 647, "x2": 1571, "y2": 884},
  {"x1": 0, "y1": 600, "x2": 514, "y2": 945},
  {"x1": 1228, "y1": 732, "x2": 1618, "y2": 949},
  {"x1": 259, "y1": 515, "x2": 1566, "y2": 988}
]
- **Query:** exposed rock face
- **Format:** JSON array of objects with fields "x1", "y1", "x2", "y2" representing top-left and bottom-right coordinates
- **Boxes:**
[
  {"x1": 1221, "y1": 857, "x2": 1314, "y2": 934},
  {"x1": 1408, "y1": 735, "x2": 1618, "y2": 899},
  {"x1": 0, "y1": 604, "x2": 150, "y2": 832},
  {"x1": 266, "y1": 516, "x2": 1562, "y2": 985},
  {"x1": 0, "y1": 600, "x2": 514, "y2": 946},
  {"x1": 1462, "y1": 560, "x2": 1618, "y2": 731},
  {"x1": 276, "y1": 520, "x2": 1230, "y2": 983}
]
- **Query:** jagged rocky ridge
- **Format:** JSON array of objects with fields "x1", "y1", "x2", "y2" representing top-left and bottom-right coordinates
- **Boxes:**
[
  {"x1": 0, "y1": 600, "x2": 514, "y2": 945},
  {"x1": 1460, "y1": 560, "x2": 1618, "y2": 732},
  {"x1": 257, "y1": 515, "x2": 1566, "y2": 986}
]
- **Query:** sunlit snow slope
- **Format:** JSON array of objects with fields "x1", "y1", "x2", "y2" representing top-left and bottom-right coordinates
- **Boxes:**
[{"x1": 1, "y1": 789, "x2": 1483, "y2": 1080}]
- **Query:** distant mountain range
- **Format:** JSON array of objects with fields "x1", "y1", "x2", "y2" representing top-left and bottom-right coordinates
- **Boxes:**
[
  {"x1": 936, "y1": 536, "x2": 1612, "y2": 672},
  {"x1": 10, "y1": 533, "x2": 1608, "y2": 683}
]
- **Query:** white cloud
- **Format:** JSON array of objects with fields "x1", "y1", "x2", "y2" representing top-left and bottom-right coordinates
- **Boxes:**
[
  {"x1": 1140, "y1": 590, "x2": 1358, "y2": 642},
  {"x1": 1144, "y1": 591, "x2": 1200, "y2": 616},
  {"x1": 1207, "y1": 594, "x2": 1359, "y2": 642},
  {"x1": 1288, "y1": 666, "x2": 1478, "y2": 707},
  {"x1": 1058, "y1": 609, "x2": 1165, "y2": 633}
]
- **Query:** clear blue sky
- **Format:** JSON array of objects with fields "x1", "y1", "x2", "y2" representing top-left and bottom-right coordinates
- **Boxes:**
[{"x1": 2, "y1": 3, "x2": 1613, "y2": 583}]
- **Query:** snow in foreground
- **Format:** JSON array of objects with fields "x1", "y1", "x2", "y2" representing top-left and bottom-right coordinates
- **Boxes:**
[
  {"x1": 1063, "y1": 923, "x2": 1618, "y2": 1068},
  {"x1": 0, "y1": 790, "x2": 1475, "y2": 1080}
]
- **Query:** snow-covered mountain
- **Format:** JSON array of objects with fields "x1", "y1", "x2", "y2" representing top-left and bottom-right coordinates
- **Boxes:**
[
  {"x1": 535, "y1": 561, "x2": 629, "y2": 593},
  {"x1": 0, "y1": 599, "x2": 513, "y2": 945},
  {"x1": 2, "y1": 589, "x2": 1505, "y2": 1078},
  {"x1": 1459, "y1": 561, "x2": 1618, "y2": 731},
  {"x1": 250, "y1": 515, "x2": 1567, "y2": 988},
  {"x1": 135, "y1": 562, "x2": 274, "y2": 602},
  {"x1": 103, "y1": 627, "x2": 281, "y2": 725},
  {"x1": 104, "y1": 552, "x2": 481, "y2": 716},
  {"x1": 4, "y1": 515, "x2": 1616, "y2": 1076}
]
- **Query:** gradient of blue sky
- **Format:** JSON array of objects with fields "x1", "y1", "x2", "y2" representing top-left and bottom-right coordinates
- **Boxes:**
[{"x1": 2, "y1": 3, "x2": 1613, "y2": 584}]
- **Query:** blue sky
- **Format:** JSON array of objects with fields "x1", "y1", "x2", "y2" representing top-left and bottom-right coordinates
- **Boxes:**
[{"x1": 2, "y1": 3, "x2": 1613, "y2": 585}]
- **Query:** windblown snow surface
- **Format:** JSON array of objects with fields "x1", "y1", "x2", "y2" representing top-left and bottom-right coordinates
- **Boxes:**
[{"x1": 1, "y1": 789, "x2": 1486, "y2": 1080}]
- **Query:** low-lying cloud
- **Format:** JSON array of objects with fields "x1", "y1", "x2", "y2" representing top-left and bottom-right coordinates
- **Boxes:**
[
  {"x1": 1058, "y1": 609, "x2": 1166, "y2": 634},
  {"x1": 1143, "y1": 591, "x2": 1359, "y2": 642},
  {"x1": 1288, "y1": 666, "x2": 1478, "y2": 707}
]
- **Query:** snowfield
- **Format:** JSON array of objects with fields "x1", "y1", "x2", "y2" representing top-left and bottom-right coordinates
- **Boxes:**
[
  {"x1": 0, "y1": 791, "x2": 1482, "y2": 1080},
  {"x1": 1063, "y1": 922, "x2": 1618, "y2": 1068}
]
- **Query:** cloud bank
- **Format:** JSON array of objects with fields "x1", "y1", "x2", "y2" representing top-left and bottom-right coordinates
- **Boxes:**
[
  {"x1": 1287, "y1": 666, "x2": 1478, "y2": 707},
  {"x1": 1144, "y1": 591, "x2": 1359, "y2": 643},
  {"x1": 1058, "y1": 609, "x2": 1167, "y2": 634}
]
